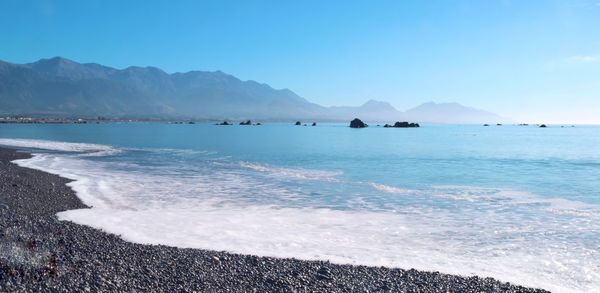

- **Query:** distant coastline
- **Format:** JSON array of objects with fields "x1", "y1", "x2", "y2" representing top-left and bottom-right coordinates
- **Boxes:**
[
  {"x1": 0, "y1": 116, "x2": 582, "y2": 127},
  {"x1": 0, "y1": 57, "x2": 508, "y2": 124}
]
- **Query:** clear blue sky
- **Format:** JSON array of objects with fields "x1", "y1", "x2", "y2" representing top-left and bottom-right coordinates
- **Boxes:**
[{"x1": 1, "y1": 0, "x2": 600, "y2": 123}]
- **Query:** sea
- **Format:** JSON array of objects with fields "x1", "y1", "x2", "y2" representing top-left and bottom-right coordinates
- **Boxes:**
[{"x1": 0, "y1": 122, "x2": 598, "y2": 292}]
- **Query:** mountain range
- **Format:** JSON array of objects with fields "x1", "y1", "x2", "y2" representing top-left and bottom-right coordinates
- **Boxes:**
[{"x1": 0, "y1": 57, "x2": 508, "y2": 123}]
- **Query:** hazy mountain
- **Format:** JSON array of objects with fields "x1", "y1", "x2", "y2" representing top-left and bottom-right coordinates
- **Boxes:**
[
  {"x1": 25, "y1": 57, "x2": 117, "y2": 80},
  {"x1": 0, "y1": 59, "x2": 159, "y2": 116},
  {"x1": 0, "y1": 57, "x2": 507, "y2": 123},
  {"x1": 328, "y1": 100, "x2": 403, "y2": 122},
  {"x1": 403, "y1": 102, "x2": 510, "y2": 124},
  {"x1": 0, "y1": 57, "x2": 325, "y2": 119}
]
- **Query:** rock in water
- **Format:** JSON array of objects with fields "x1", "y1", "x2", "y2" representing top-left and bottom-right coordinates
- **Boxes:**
[
  {"x1": 240, "y1": 120, "x2": 251, "y2": 125},
  {"x1": 295, "y1": 121, "x2": 301, "y2": 126},
  {"x1": 349, "y1": 118, "x2": 367, "y2": 128},
  {"x1": 312, "y1": 122, "x2": 317, "y2": 126},
  {"x1": 391, "y1": 122, "x2": 420, "y2": 128},
  {"x1": 218, "y1": 121, "x2": 231, "y2": 125},
  {"x1": 540, "y1": 124, "x2": 547, "y2": 128}
]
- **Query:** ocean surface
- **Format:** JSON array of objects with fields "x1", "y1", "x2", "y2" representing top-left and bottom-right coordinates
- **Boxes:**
[{"x1": 0, "y1": 123, "x2": 598, "y2": 292}]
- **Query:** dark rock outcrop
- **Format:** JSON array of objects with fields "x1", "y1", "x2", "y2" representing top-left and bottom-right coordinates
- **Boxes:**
[
  {"x1": 384, "y1": 122, "x2": 420, "y2": 128},
  {"x1": 217, "y1": 121, "x2": 231, "y2": 125},
  {"x1": 349, "y1": 118, "x2": 367, "y2": 128},
  {"x1": 240, "y1": 120, "x2": 251, "y2": 125},
  {"x1": 539, "y1": 124, "x2": 547, "y2": 128},
  {"x1": 312, "y1": 122, "x2": 316, "y2": 126},
  {"x1": 295, "y1": 121, "x2": 301, "y2": 126}
]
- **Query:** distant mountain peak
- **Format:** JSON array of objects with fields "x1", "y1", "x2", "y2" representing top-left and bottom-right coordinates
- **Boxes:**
[
  {"x1": 405, "y1": 101, "x2": 510, "y2": 124},
  {"x1": 360, "y1": 100, "x2": 397, "y2": 111},
  {"x1": 28, "y1": 56, "x2": 76, "y2": 68},
  {"x1": 25, "y1": 56, "x2": 117, "y2": 80},
  {"x1": 30, "y1": 56, "x2": 87, "y2": 70},
  {"x1": 123, "y1": 65, "x2": 167, "y2": 74},
  {"x1": 410, "y1": 101, "x2": 486, "y2": 112},
  {"x1": 43, "y1": 56, "x2": 74, "y2": 63},
  {"x1": 363, "y1": 99, "x2": 390, "y2": 106}
]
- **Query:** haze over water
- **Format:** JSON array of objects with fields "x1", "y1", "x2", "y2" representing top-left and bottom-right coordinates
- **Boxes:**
[{"x1": 0, "y1": 123, "x2": 599, "y2": 292}]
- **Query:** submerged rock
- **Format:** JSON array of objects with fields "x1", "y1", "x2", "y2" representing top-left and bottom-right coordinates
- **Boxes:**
[
  {"x1": 218, "y1": 121, "x2": 231, "y2": 125},
  {"x1": 349, "y1": 118, "x2": 367, "y2": 128}
]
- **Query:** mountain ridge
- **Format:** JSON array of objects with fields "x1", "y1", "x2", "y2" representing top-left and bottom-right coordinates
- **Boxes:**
[{"x1": 0, "y1": 57, "x2": 509, "y2": 123}]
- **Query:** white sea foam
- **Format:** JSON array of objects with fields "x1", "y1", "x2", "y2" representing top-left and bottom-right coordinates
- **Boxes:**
[
  {"x1": 5, "y1": 139, "x2": 599, "y2": 293},
  {"x1": 56, "y1": 196, "x2": 597, "y2": 293},
  {"x1": 368, "y1": 182, "x2": 412, "y2": 194},
  {"x1": 240, "y1": 161, "x2": 342, "y2": 181},
  {"x1": 369, "y1": 182, "x2": 597, "y2": 215},
  {"x1": 429, "y1": 185, "x2": 600, "y2": 218},
  {"x1": 0, "y1": 138, "x2": 119, "y2": 156}
]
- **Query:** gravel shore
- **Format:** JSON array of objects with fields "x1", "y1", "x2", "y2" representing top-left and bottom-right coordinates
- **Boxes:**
[{"x1": 0, "y1": 147, "x2": 549, "y2": 292}]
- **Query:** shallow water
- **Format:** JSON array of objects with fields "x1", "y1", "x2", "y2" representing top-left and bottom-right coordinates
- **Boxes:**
[{"x1": 0, "y1": 123, "x2": 598, "y2": 292}]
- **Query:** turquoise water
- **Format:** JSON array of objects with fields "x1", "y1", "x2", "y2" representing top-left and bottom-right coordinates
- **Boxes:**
[{"x1": 0, "y1": 123, "x2": 599, "y2": 292}]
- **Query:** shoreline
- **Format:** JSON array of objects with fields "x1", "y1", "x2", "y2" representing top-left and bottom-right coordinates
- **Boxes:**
[{"x1": 0, "y1": 147, "x2": 548, "y2": 292}]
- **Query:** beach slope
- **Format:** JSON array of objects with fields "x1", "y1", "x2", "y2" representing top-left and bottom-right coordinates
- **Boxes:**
[{"x1": 0, "y1": 147, "x2": 547, "y2": 292}]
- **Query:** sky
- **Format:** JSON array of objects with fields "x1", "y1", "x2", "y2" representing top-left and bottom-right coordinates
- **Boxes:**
[{"x1": 1, "y1": 0, "x2": 600, "y2": 123}]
